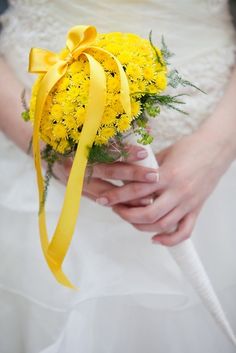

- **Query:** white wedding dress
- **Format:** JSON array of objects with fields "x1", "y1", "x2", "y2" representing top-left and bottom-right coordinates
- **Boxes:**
[{"x1": 0, "y1": 0, "x2": 236, "y2": 352}]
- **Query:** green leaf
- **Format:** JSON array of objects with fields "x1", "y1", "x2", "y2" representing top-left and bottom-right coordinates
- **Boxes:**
[
  {"x1": 161, "y1": 36, "x2": 174, "y2": 65},
  {"x1": 168, "y1": 69, "x2": 206, "y2": 94},
  {"x1": 149, "y1": 30, "x2": 164, "y2": 67},
  {"x1": 39, "y1": 144, "x2": 60, "y2": 213}
]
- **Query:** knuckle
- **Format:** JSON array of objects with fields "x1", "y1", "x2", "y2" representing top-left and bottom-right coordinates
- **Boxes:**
[
  {"x1": 125, "y1": 166, "x2": 135, "y2": 180},
  {"x1": 158, "y1": 219, "x2": 171, "y2": 231},
  {"x1": 132, "y1": 168, "x2": 139, "y2": 181},
  {"x1": 104, "y1": 167, "x2": 115, "y2": 179},
  {"x1": 131, "y1": 183, "x2": 141, "y2": 195}
]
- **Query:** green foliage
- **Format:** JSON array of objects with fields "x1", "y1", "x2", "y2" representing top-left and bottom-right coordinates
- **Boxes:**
[
  {"x1": 39, "y1": 145, "x2": 59, "y2": 213},
  {"x1": 143, "y1": 100, "x2": 161, "y2": 117},
  {"x1": 149, "y1": 30, "x2": 165, "y2": 67},
  {"x1": 21, "y1": 89, "x2": 30, "y2": 122},
  {"x1": 21, "y1": 111, "x2": 30, "y2": 122},
  {"x1": 135, "y1": 127, "x2": 154, "y2": 145},
  {"x1": 136, "y1": 91, "x2": 189, "y2": 115},
  {"x1": 168, "y1": 69, "x2": 206, "y2": 94},
  {"x1": 88, "y1": 144, "x2": 118, "y2": 164},
  {"x1": 88, "y1": 139, "x2": 128, "y2": 165},
  {"x1": 136, "y1": 114, "x2": 149, "y2": 128},
  {"x1": 161, "y1": 36, "x2": 174, "y2": 65}
]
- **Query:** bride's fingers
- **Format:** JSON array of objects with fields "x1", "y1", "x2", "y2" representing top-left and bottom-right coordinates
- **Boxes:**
[
  {"x1": 132, "y1": 204, "x2": 190, "y2": 233},
  {"x1": 112, "y1": 191, "x2": 179, "y2": 224},
  {"x1": 52, "y1": 161, "x2": 70, "y2": 184},
  {"x1": 125, "y1": 196, "x2": 155, "y2": 207},
  {"x1": 97, "y1": 181, "x2": 160, "y2": 206},
  {"x1": 121, "y1": 144, "x2": 149, "y2": 163},
  {"x1": 152, "y1": 211, "x2": 198, "y2": 247},
  {"x1": 118, "y1": 180, "x2": 155, "y2": 207},
  {"x1": 90, "y1": 162, "x2": 159, "y2": 183},
  {"x1": 52, "y1": 144, "x2": 150, "y2": 181},
  {"x1": 83, "y1": 178, "x2": 118, "y2": 201}
]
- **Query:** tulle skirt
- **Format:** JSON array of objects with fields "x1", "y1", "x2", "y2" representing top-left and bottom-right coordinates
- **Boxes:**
[{"x1": 0, "y1": 135, "x2": 236, "y2": 353}]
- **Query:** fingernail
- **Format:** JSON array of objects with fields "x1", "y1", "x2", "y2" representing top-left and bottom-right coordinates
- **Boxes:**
[
  {"x1": 145, "y1": 172, "x2": 159, "y2": 182},
  {"x1": 137, "y1": 150, "x2": 148, "y2": 159},
  {"x1": 96, "y1": 197, "x2": 109, "y2": 206},
  {"x1": 140, "y1": 198, "x2": 154, "y2": 205}
]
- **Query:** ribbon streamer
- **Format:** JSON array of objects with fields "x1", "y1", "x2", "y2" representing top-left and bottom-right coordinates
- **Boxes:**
[{"x1": 29, "y1": 25, "x2": 131, "y2": 288}]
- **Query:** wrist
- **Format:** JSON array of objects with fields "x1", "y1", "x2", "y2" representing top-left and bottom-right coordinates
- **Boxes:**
[
  {"x1": 197, "y1": 66, "x2": 236, "y2": 165},
  {"x1": 197, "y1": 115, "x2": 236, "y2": 169}
]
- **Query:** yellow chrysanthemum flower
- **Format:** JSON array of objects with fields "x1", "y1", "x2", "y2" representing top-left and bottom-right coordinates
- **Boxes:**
[
  {"x1": 59, "y1": 77, "x2": 70, "y2": 90},
  {"x1": 51, "y1": 104, "x2": 63, "y2": 119},
  {"x1": 53, "y1": 124, "x2": 68, "y2": 139},
  {"x1": 102, "y1": 107, "x2": 117, "y2": 125},
  {"x1": 116, "y1": 115, "x2": 133, "y2": 132},
  {"x1": 56, "y1": 139, "x2": 70, "y2": 154},
  {"x1": 131, "y1": 100, "x2": 141, "y2": 117},
  {"x1": 64, "y1": 115, "x2": 77, "y2": 130},
  {"x1": 98, "y1": 126, "x2": 116, "y2": 141},
  {"x1": 94, "y1": 135, "x2": 107, "y2": 145},
  {"x1": 143, "y1": 66, "x2": 156, "y2": 81},
  {"x1": 54, "y1": 91, "x2": 67, "y2": 104},
  {"x1": 126, "y1": 64, "x2": 143, "y2": 80},
  {"x1": 63, "y1": 101, "x2": 76, "y2": 114},
  {"x1": 107, "y1": 75, "x2": 120, "y2": 92},
  {"x1": 75, "y1": 109, "x2": 86, "y2": 126},
  {"x1": 155, "y1": 71, "x2": 167, "y2": 91}
]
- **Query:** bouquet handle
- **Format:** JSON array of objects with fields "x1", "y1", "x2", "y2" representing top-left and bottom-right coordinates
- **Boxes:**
[{"x1": 125, "y1": 135, "x2": 236, "y2": 346}]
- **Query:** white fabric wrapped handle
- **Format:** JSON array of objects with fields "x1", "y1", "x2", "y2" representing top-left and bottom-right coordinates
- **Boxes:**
[{"x1": 126, "y1": 135, "x2": 236, "y2": 346}]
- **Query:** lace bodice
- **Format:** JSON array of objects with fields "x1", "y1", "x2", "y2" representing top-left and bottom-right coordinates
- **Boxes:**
[{"x1": 1, "y1": 0, "x2": 235, "y2": 153}]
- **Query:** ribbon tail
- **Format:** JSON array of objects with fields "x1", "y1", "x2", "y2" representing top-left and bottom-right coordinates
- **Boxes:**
[
  {"x1": 46, "y1": 54, "x2": 106, "y2": 288},
  {"x1": 32, "y1": 61, "x2": 73, "y2": 286}
]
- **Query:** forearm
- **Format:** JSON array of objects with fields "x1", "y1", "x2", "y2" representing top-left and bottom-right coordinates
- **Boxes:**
[
  {"x1": 0, "y1": 57, "x2": 32, "y2": 152},
  {"x1": 198, "y1": 65, "x2": 236, "y2": 164}
]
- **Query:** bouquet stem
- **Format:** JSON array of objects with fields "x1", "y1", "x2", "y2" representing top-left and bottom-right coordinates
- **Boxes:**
[{"x1": 125, "y1": 135, "x2": 236, "y2": 346}]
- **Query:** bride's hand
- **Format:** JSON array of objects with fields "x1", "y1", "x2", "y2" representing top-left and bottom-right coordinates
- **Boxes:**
[
  {"x1": 100, "y1": 130, "x2": 234, "y2": 246},
  {"x1": 51, "y1": 145, "x2": 159, "y2": 205}
]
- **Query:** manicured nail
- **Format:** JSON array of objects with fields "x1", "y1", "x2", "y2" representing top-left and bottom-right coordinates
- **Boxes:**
[
  {"x1": 145, "y1": 172, "x2": 159, "y2": 182},
  {"x1": 137, "y1": 150, "x2": 148, "y2": 159},
  {"x1": 96, "y1": 197, "x2": 109, "y2": 206},
  {"x1": 140, "y1": 198, "x2": 154, "y2": 205}
]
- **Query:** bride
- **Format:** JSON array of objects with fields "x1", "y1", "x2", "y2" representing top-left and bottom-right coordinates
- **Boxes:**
[{"x1": 0, "y1": 1, "x2": 236, "y2": 352}]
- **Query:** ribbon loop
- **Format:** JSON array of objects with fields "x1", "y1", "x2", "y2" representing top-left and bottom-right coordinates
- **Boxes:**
[
  {"x1": 66, "y1": 25, "x2": 97, "y2": 59},
  {"x1": 29, "y1": 48, "x2": 59, "y2": 73}
]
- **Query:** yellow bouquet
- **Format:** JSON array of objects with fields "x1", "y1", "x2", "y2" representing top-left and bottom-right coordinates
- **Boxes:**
[
  {"x1": 29, "y1": 29, "x2": 168, "y2": 153},
  {"x1": 24, "y1": 25, "x2": 196, "y2": 288}
]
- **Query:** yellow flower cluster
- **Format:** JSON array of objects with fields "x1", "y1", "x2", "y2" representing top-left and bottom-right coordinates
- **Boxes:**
[{"x1": 30, "y1": 32, "x2": 167, "y2": 153}]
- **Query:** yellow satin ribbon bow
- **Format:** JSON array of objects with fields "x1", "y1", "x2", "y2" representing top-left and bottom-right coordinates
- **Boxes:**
[{"x1": 28, "y1": 25, "x2": 131, "y2": 288}]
